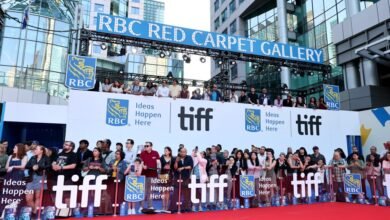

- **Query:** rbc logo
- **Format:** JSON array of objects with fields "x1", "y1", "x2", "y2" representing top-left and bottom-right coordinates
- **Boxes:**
[
  {"x1": 245, "y1": 109, "x2": 261, "y2": 132},
  {"x1": 65, "y1": 55, "x2": 96, "y2": 90},
  {"x1": 344, "y1": 174, "x2": 362, "y2": 194},
  {"x1": 106, "y1": 98, "x2": 128, "y2": 126},
  {"x1": 240, "y1": 175, "x2": 255, "y2": 198},
  {"x1": 124, "y1": 176, "x2": 145, "y2": 202}
]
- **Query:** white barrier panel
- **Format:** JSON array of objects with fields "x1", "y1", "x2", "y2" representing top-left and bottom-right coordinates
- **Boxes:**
[
  {"x1": 66, "y1": 90, "x2": 360, "y2": 158},
  {"x1": 359, "y1": 106, "x2": 390, "y2": 157}
]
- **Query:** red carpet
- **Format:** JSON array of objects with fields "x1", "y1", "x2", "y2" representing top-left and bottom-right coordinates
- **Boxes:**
[{"x1": 74, "y1": 203, "x2": 390, "y2": 220}]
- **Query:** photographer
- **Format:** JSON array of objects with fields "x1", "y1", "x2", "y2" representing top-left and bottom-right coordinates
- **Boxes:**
[
  {"x1": 169, "y1": 147, "x2": 193, "y2": 213},
  {"x1": 328, "y1": 151, "x2": 348, "y2": 202}
]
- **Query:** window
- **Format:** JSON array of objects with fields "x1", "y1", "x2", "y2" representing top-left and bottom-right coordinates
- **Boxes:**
[
  {"x1": 94, "y1": 3, "x2": 104, "y2": 12},
  {"x1": 230, "y1": 19, "x2": 237, "y2": 34},
  {"x1": 221, "y1": 8, "x2": 228, "y2": 23},
  {"x1": 222, "y1": 28, "x2": 228, "y2": 34},
  {"x1": 231, "y1": 64, "x2": 237, "y2": 80},
  {"x1": 229, "y1": 0, "x2": 236, "y2": 14},
  {"x1": 131, "y1": 7, "x2": 140, "y2": 15},
  {"x1": 93, "y1": 17, "x2": 97, "y2": 26},
  {"x1": 132, "y1": 0, "x2": 140, "y2": 3},
  {"x1": 214, "y1": 17, "x2": 220, "y2": 30},
  {"x1": 239, "y1": 0, "x2": 244, "y2": 4},
  {"x1": 214, "y1": 0, "x2": 219, "y2": 11}
]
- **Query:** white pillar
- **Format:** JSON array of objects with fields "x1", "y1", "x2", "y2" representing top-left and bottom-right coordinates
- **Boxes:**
[
  {"x1": 277, "y1": 0, "x2": 290, "y2": 88},
  {"x1": 362, "y1": 58, "x2": 379, "y2": 86},
  {"x1": 345, "y1": 62, "x2": 359, "y2": 89}
]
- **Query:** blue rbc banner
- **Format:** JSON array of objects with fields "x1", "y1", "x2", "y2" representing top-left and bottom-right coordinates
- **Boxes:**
[
  {"x1": 106, "y1": 98, "x2": 129, "y2": 126},
  {"x1": 96, "y1": 14, "x2": 324, "y2": 64},
  {"x1": 240, "y1": 175, "x2": 255, "y2": 198},
  {"x1": 125, "y1": 176, "x2": 145, "y2": 202},
  {"x1": 323, "y1": 84, "x2": 340, "y2": 110},
  {"x1": 65, "y1": 55, "x2": 96, "y2": 90},
  {"x1": 245, "y1": 109, "x2": 261, "y2": 132},
  {"x1": 344, "y1": 174, "x2": 362, "y2": 194}
]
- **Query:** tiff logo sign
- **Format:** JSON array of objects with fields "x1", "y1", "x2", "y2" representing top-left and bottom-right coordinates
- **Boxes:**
[
  {"x1": 291, "y1": 173, "x2": 322, "y2": 198},
  {"x1": 296, "y1": 114, "x2": 322, "y2": 135},
  {"x1": 53, "y1": 175, "x2": 108, "y2": 208},
  {"x1": 178, "y1": 106, "x2": 213, "y2": 131},
  {"x1": 189, "y1": 174, "x2": 227, "y2": 203}
]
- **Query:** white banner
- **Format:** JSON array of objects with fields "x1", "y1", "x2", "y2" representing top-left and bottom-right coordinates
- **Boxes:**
[{"x1": 66, "y1": 90, "x2": 360, "y2": 159}]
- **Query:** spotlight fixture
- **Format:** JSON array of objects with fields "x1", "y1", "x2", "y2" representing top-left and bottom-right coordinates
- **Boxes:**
[
  {"x1": 308, "y1": 71, "x2": 314, "y2": 76},
  {"x1": 291, "y1": 69, "x2": 297, "y2": 74},
  {"x1": 165, "y1": 50, "x2": 172, "y2": 57},
  {"x1": 200, "y1": 57, "x2": 206, "y2": 63},
  {"x1": 310, "y1": 88, "x2": 315, "y2": 93},
  {"x1": 118, "y1": 69, "x2": 124, "y2": 74},
  {"x1": 159, "y1": 51, "x2": 166, "y2": 58},
  {"x1": 282, "y1": 83, "x2": 288, "y2": 90},
  {"x1": 100, "y1": 43, "x2": 107, "y2": 50},
  {"x1": 182, "y1": 54, "x2": 191, "y2": 63},
  {"x1": 167, "y1": 71, "x2": 173, "y2": 79},
  {"x1": 230, "y1": 60, "x2": 236, "y2": 65},
  {"x1": 217, "y1": 59, "x2": 224, "y2": 65},
  {"x1": 120, "y1": 46, "x2": 127, "y2": 55},
  {"x1": 252, "y1": 64, "x2": 259, "y2": 69},
  {"x1": 277, "y1": 67, "x2": 282, "y2": 72}
]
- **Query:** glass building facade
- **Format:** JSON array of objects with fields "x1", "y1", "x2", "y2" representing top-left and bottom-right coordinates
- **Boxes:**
[
  {"x1": 144, "y1": 0, "x2": 164, "y2": 23},
  {"x1": 0, "y1": 0, "x2": 75, "y2": 98},
  {"x1": 245, "y1": 0, "x2": 378, "y2": 94}
]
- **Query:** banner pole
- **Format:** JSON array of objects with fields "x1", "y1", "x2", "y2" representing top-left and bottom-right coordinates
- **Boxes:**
[
  {"x1": 37, "y1": 170, "x2": 45, "y2": 220},
  {"x1": 177, "y1": 173, "x2": 182, "y2": 214},
  {"x1": 372, "y1": 176, "x2": 378, "y2": 206},
  {"x1": 232, "y1": 177, "x2": 236, "y2": 210},
  {"x1": 113, "y1": 174, "x2": 119, "y2": 216}
]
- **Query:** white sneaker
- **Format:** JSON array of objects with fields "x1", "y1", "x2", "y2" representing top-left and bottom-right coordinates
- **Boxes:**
[
  {"x1": 131, "y1": 209, "x2": 135, "y2": 214},
  {"x1": 365, "y1": 199, "x2": 370, "y2": 204},
  {"x1": 345, "y1": 197, "x2": 351, "y2": 203},
  {"x1": 138, "y1": 207, "x2": 143, "y2": 213},
  {"x1": 128, "y1": 209, "x2": 132, "y2": 215},
  {"x1": 148, "y1": 206, "x2": 154, "y2": 210},
  {"x1": 192, "y1": 205, "x2": 196, "y2": 212},
  {"x1": 198, "y1": 205, "x2": 203, "y2": 212}
]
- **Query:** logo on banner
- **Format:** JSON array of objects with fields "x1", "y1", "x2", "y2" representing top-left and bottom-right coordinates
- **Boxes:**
[
  {"x1": 344, "y1": 174, "x2": 362, "y2": 194},
  {"x1": 240, "y1": 175, "x2": 255, "y2": 198},
  {"x1": 245, "y1": 109, "x2": 261, "y2": 132},
  {"x1": 65, "y1": 55, "x2": 96, "y2": 90},
  {"x1": 125, "y1": 176, "x2": 145, "y2": 202},
  {"x1": 291, "y1": 173, "x2": 321, "y2": 198},
  {"x1": 296, "y1": 114, "x2": 322, "y2": 136},
  {"x1": 323, "y1": 84, "x2": 340, "y2": 110},
  {"x1": 177, "y1": 106, "x2": 213, "y2": 131},
  {"x1": 189, "y1": 174, "x2": 228, "y2": 203},
  {"x1": 53, "y1": 175, "x2": 108, "y2": 208},
  {"x1": 106, "y1": 98, "x2": 129, "y2": 126}
]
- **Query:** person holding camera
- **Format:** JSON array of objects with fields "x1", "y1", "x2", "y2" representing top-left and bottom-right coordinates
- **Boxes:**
[
  {"x1": 169, "y1": 147, "x2": 193, "y2": 213},
  {"x1": 328, "y1": 151, "x2": 348, "y2": 202}
]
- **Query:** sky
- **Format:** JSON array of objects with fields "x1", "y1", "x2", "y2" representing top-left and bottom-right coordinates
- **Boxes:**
[{"x1": 164, "y1": 0, "x2": 211, "y2": 81}]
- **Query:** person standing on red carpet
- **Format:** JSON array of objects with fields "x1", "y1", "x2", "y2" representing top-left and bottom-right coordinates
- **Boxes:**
[
  {"x1": 328, "y1": 151, "x2": 348, "y2": 202},
  {"x1": 140, "y1": 142, "x2": 161, "y2": 211},
  {"x1": 347, "y1": 152, "x2": 366, "y2": 203}
]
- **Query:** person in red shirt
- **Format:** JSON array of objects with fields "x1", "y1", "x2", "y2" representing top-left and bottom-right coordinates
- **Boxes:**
[{"x1": 140, "y1": 142, "x2": 160, "y2": 211}]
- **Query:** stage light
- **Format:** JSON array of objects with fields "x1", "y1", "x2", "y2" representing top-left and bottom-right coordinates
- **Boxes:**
[
  {"x1": 100, "y1": 43, "x2": 107, "y2": 50},
  {"x1": 120, "y1": 47, "x2": 127, "y2": 55},
  {"x1": 252, "y1": 64, "x2": 259, "y2": 69},
  {"x1": 165, "y1": 50, "x2": 172, "y2": 57},
  {"x1": 192, "y1": 80, "x2": 197, "y2": 86},
  {"x1": 131, "y1": 47, "x2": 137, "y2": 54},
  {"x1": 277, "y1": 67, "x2": 282, "y2": 72},
  {"x1": 308, "y1": 71, "x2": 314, "y2": 76},
  {"x1": 159, "y1": 51, "x2": 166, "y2": 58},
  {"x1": 217, "y1": 59, "x2": 223, "y2": 65},
  {"x1": 167, "y1": 71, "x2": 173, "y2": 79},
  {"x1": 200, "y1": 57, "x2": 206, "y2": 63},
  {"x1": 118, "y1": 69, "x2": 124, "y2": 74},
  {"x1": 230, "y1": 60, "x2": 236, "y2": 65},
  {"x1": 282, "y1": 84, "x2": 288, "y2": 89},
  {"x1": 182, "y1": 54, "x2": 191, "y2": 63}
]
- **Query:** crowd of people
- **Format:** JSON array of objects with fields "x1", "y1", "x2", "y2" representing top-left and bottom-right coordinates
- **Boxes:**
[
  {"x1": 0, "y1": 139, "x2": 389, "y2": 217},
  {"x1": 98, "y1": 78, "x2": 329, "y2": 109}
]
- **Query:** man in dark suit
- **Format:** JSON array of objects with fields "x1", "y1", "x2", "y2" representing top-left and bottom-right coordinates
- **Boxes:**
[
  {"x1": 283, "y1": 94, "x2": 294, "y2": 107},
  {"x1": 76, "y1": 139, "x2": 93, "y2": 175},
  {"x1": 258, "y1": 88, "x2": 272, "y2": 105}
]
